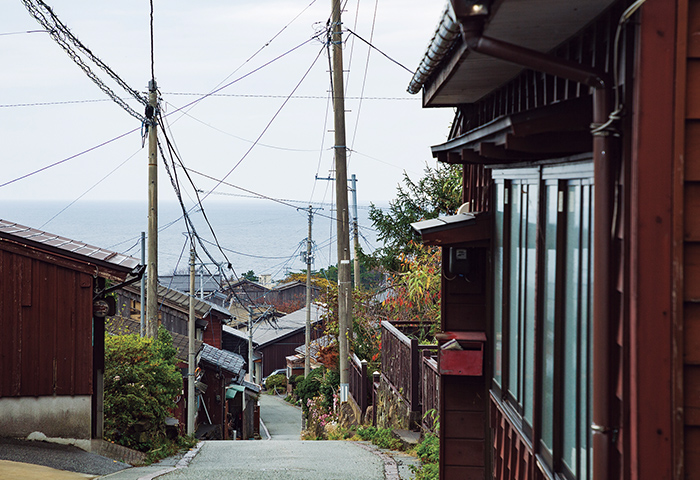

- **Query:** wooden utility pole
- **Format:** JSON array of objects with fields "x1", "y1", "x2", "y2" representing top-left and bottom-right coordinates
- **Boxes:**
[
  {"x1": 146, "y1": 79, "x2": 159, "y2": 338},
  {"x1": 187, "y1": 246, "x2": 196, "y2": 435},
  {"x1": 248, "y1": 306, "x2": 255, "y2": 384},
  {"x1": 331, "y1": 0, "x2": 352, "y2": 403},
  {"x1": 350, "y1": 174, "x2": 361, "y2": 290},
  {"x1": 140, "y1": 231, "x2": 145, "y2": 337},
  {"x1": 305, "y1": 205, "x2": 313, "y2": 377}
]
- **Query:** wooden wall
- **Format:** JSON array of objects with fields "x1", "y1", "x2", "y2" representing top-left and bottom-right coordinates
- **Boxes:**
[
  {"x1": 0, "y1": 247, "x2": 94, "y2": 397},
  {"x1": 680, "y1": 0, "x2": 700, "y2": 477}
]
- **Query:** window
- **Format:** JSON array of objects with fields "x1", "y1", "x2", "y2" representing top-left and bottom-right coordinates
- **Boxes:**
[{"x1": 492, "y1": 162, "x2": 593, "y2": 480}]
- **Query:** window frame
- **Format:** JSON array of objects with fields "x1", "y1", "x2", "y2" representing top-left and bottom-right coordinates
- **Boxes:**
[{"x1": 490, "y1": 160, "x2": 594, "y2": 480}]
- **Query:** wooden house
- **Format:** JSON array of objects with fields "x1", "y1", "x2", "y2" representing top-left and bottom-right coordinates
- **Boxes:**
[
  {"x1": 408, "y1": 1, "x2": 698, "y2": 479},
  {"x1": 249, "y1": 304, "x2": 325, "y2": 379},
  {"x1": 0, "y1": 220, "x2": 141, "y2": 447}
]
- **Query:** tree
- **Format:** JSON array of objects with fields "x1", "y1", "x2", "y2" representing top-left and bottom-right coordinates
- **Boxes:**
[
  {"x1": 242, "y1": 270, "x2": 258, "y2": 282},
  {"x1": 104, "y1": 326, "x2": 184, "y2": 455},
  {"x1": 361, "y1": 163, "x2": 463, "y2": 272}
]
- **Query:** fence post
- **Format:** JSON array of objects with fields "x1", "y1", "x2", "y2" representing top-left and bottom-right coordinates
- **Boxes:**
[
  {"x1": 372, "y1": 370, "x2": 380, "y2": 427},
  {"x1": 360, "y1": 359, "x2": 368, "y2": 414},
  {"x1": 410, "y1": 338, "x2": 419, "y2": 414}
]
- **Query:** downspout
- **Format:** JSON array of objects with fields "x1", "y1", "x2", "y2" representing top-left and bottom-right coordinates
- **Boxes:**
[{"x1": 453, "y1": 14, "x2": 616, "y2": 480}]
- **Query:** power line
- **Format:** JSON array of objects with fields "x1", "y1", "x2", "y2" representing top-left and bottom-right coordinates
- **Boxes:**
[
  {"x1": 21, "y1": 0, "x2": 148, "y2": 121},
  {"x1": 344, "y1": 27, "x2": 414, "y2": 75}
]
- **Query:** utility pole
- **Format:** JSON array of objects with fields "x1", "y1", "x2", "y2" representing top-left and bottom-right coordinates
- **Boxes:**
[
  {"x1": 331, "y1": 0, "x2": 352, "y2": 404},
  {"x1": 304, "y1": 206, "x2": 313, "y2": 377},
  {"x1": 350, "y1": 174, "x2": 361, "y2": 290},
  {"x1": 187, "y1": 246, "x2": 196, "y2": 436},
  {"x1": 140, "y1": 231, "x2": 145, "y2": 337},
  {"x1": 248, "y1": 306, "x2": 255, "y2": 384},
  {"x1": 146, "y1": 79, "x2": 159, "y2": 338}
]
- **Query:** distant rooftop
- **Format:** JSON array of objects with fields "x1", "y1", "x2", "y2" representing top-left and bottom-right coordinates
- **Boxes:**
[{"x1": 253, "y1": 303, "x2": 325, "y2": 348}]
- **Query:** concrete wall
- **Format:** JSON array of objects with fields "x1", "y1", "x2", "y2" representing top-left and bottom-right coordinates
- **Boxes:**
[{"x1": 0, "y1": 396, "x2": 91, "y2": 441}]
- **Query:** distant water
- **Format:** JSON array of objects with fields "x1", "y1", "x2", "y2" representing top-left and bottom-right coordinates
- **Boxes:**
[{"x1": 0, "y1": 200, "x2": 380, "y2": 280}]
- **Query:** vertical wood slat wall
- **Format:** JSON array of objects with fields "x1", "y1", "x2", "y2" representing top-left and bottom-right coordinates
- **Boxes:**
[
  {"x1": 683, "y1": 1, "x2": 700, "y2": 477},
  {"x1": 0, "y1": 249, "x2": 93, "y2": 398}
]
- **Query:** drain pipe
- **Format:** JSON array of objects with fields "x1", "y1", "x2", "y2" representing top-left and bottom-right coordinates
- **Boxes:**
[{"x1": 452, "y1": 12, "x2": 616, "y2": 480}]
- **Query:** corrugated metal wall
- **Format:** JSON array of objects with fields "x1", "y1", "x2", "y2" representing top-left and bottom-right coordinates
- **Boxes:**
[{"x1": 0, "y1": 248, "x2": 94, "y2": 397}]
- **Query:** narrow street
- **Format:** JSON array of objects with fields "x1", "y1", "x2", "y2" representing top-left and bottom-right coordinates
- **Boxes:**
[
  {"x1": 156, "y1": 394, "x2": 387, "y2": 480},
  {"x1": 99, "y1": 393, "x2": 413, "y2": 480}
]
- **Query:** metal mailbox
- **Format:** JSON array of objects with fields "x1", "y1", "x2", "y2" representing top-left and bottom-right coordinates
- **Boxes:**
[{"x1": 437, "y1": 331, "x2": 487, "y2": 376}]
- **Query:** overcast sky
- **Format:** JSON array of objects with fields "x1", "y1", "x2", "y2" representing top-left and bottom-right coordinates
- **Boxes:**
[{"x1": 1, "y1": 0, "x2": 454, "y2": 210}]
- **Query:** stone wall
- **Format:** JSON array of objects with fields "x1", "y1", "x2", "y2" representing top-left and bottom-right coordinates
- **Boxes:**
[{"x1": 375, "y1": 376, "x2": 420, "y2": 431}]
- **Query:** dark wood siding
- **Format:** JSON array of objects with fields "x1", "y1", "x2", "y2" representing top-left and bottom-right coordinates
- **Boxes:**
[
  {"x1": 683, "y1": 0, "x2": 700, "y2": 477},
  {"x1": 0, "y1": 248, "x2": 93, "y2": 397}
]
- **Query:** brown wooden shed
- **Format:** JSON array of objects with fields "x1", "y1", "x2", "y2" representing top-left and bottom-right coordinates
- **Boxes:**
[{"x1": 0, "y1": 220, "x2": 140, "y2": 447}]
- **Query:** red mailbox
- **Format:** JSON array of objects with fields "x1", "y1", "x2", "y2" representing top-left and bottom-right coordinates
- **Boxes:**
[{"x1": 437, "y1": 331, "x2": 486, "y2": 376}]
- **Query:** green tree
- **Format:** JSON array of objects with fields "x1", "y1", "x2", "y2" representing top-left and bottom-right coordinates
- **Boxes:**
[
  {"x1": 104, "y1": 326, "x2": 183, "y2": 454},
  {"x1": 242, "y1": 270, "x2": 258, "y2": 282},
  {"x1": 361, "y1": 163, "x2": 462, "y2": 272}
]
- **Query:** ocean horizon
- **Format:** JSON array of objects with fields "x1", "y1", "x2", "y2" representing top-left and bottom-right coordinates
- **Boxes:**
[{"x1": 0, "y1": 199, "x2": 382, "y2": 281}]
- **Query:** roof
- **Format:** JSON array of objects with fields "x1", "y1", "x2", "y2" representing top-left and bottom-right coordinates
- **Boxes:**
[
  {"x1": 408, "y1": 0, "x2": 618, "y2": 106},
  {"x1": 106, "y1": 316, "x2": 203, "y2": 363},
  {"x1": 124, "y1": 284, "x2": 232, "y2": 321},
  {"x1": 254, "y1": 303, "x2": 325, "y2": 348},
  {"x1": 159, "y1": 274, "x2": 222, "y2": 295},
  {"x1": 0, "y1": 219, "x2": 140, "y2": 276},
  {"x1": 200, "y1": 343, "x2": 246, "y2": 378},
  {"x1": 294, "y1": 334, "x2": 334, "y2": 358},
  {"x1": 223, "y1": 324, "x2": 259, "y2": 347}
]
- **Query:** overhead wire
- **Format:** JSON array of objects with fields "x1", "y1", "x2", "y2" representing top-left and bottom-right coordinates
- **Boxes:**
[{"x1": 21, "y1": 0, "x2": 147, "y2": 121}]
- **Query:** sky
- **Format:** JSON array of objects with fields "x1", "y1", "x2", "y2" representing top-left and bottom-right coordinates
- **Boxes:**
[{"x1": 0, "y1": 0, "x2": 455, "y2": 210}]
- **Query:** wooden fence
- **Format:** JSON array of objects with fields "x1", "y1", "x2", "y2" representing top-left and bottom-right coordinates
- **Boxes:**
[
  {"x1": 381, "y1": 320, "x2": 420, "y2": 411},
  {"x1": 346, "y1": 320, "x2": 440, "y2": 433},
  {"x1": 420, "y1": 350, "x2": 440, "y2": 432},
  {"x1": 349, "y1": 353, "x2": 371, "y2": 414}
]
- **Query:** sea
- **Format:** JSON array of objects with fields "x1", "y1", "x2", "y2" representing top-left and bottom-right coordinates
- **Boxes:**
[{"x1": 0, "y1": 199, "x2": 382, "y2": 281}]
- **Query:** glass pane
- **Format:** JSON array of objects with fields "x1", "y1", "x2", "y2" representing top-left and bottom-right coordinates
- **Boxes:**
[
  {"x1": 563, "y1": 182, "x2": 582, "y2": 473},
  {"x1": 579, "y1": 184, "x2": 593, "y2": 480},
  {"x1": 523, "y1": 182, "x2": 538, "y2": 424},
  {"x1": 541, "y1": 184, "x2": 558, "y2": 451},
  {"x1": 493, "y1": 182, "x2": 505, "y2": 387},
  {"x1": 508, "y1": 183, "x2": 522, "y2": 401}
]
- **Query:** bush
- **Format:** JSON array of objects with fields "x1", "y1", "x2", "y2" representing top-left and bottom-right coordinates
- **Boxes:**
[
  {"x1": 104, "y1": 326, "x2": 184, "y2": 457},
  {"x1": 356, "y1": 426, "x2": 403, "y2": 451},
  {"x1": 411, "y1": 431, "x2": 439, "y2": 480},
  {"x1": 265, "y1": 374, "x2": 287, "y2": 394}
]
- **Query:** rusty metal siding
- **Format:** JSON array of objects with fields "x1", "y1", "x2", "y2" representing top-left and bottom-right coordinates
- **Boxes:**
[{"x1": 0, "y1": 248, "x2": 93, "y2": 398}]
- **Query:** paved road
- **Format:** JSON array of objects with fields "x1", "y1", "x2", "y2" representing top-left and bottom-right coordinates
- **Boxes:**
[
  {"x1": 157, "y1": 394, "x2": 387, "y2": 480},
  {"x1": 0, "y1": 437, "x2": 128, "y2": 478},
  {"x1": 259, "y1": 392, "x2": 302, "y2": 440}
]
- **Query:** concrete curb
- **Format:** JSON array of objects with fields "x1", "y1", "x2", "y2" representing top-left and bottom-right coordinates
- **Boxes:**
[
  {"x1": 100, "y1": 442, "x2": 204, "y2": 480},
  {"x1": 354, "y1": 442, "x2": 401, "y2": 480},
  {"x1": 144, "y1": 442, "x2": 203, "y2": 480}
]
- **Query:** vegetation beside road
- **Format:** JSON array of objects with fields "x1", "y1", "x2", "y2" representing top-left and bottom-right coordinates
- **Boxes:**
[{"x1": 104, "y1": 325, "x2": 196, "y2": 463}]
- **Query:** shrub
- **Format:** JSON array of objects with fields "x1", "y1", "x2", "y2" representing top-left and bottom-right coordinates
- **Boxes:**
[
  {"x1": 104, "y1": 326, "x2": 184, "y2": 456},
  {"x1": 265, "y1": 374, "x2": 287, "y2": 394},
  {"x1": 356, "y1": 426, "x2": 403, "y2": 451}
]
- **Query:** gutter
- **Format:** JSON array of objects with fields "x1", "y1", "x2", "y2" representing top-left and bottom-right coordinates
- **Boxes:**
[
  {"x1": 448, "y1": 6, "x2": 617, "y2": 480},
  {"x1": 407, "y1": 6, "x2": 461, "y2": 95}
]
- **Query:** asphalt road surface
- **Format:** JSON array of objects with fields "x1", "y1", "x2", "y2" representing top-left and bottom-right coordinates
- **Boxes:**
[{"x1": 158, "y1": 394, "x2": 387, "y2": 480}]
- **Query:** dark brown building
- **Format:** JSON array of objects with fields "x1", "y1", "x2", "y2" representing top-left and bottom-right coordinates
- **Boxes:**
[
  {"x1": 0, "y1": 220, "x2": 140, "y2": 446},
  {"x1": 409, "y1": 1, "x2": 699, "y2": 479}
]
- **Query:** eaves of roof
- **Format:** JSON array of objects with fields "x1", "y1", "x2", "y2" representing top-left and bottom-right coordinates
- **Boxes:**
[{"x1": 408, "y1": 0, "x2": 618, "y2": 106}]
